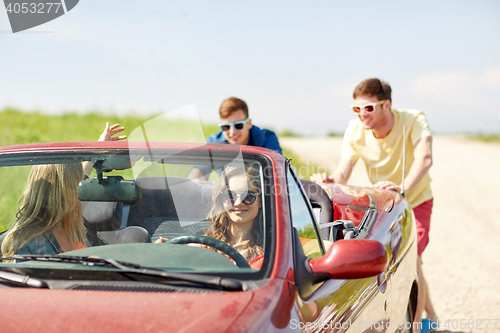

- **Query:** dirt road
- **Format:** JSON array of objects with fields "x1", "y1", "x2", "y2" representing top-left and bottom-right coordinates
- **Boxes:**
[{"x1": 280, "y1": 136, "x2": 500, "y2": 332}]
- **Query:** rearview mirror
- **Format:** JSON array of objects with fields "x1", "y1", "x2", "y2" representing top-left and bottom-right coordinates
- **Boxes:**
[{"x1": 78, "y1": 176, "x2": 142, "y2": 204}]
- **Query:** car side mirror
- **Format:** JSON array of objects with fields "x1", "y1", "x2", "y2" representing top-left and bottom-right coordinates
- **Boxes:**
[
  {"x1": 309, "y1": 239, "x2": 387, "y2": 279},
  {"x1": 293, "y1": 228, "x2": 388, "y2": 300}
]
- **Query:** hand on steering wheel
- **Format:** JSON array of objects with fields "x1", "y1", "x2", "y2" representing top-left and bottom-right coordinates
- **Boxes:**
[{"x1": 165, "y1": 235, "x2": 250, "y2": 268}]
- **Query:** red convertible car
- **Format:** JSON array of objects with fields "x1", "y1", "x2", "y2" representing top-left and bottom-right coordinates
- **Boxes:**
[{"x1": 0, "y1": 141, "x2": 417, "y2": 332}]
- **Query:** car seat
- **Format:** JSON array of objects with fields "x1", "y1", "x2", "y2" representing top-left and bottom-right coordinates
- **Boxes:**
[
  {"x1": 126, "y1": 177, "x2": 212, "y2": 240},
  {"x1": 299, "y1": 179, "x2": 356, "y2": 242},
  {"x1": 82, "y1": 201, "x2": 151, "y2": 246}
]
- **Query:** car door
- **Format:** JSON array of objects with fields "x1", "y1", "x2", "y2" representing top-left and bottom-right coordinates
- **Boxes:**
[{"x1": 287, "y1": 165, "x2": 390, "y2": 332}]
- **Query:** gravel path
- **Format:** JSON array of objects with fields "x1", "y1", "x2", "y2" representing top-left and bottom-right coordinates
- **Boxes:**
[{"x1": 280, "y1": 136, "x2": 500, "y2": 332}]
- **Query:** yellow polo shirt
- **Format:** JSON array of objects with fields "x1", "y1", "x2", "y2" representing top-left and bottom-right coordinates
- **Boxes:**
[{"x1": 341, "y1": 109, "x2": 433, "y2": 208}]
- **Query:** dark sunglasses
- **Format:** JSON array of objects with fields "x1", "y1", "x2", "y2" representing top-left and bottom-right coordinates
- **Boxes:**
[
  {"x1": 220, "y1": 190, "x2": 259, "y2": 205},
  {"x1": 218, "y1": 117, "x2": 250, "y2": 132}
]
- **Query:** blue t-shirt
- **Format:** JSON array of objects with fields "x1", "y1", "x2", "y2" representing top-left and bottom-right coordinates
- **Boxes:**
[{"x1": 195, "y1": 125, "x2": 282, "y2": 178}]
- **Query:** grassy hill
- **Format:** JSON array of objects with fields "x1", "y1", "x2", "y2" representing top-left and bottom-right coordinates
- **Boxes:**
[
  {"x1": 0, "y1": 108, "x2": 223, "y2": 146},
  {"x1": 0, "y1": 108, "x2": 304, "y2": 231},
  {"x1": 467, "y1": 133, "x2": 500, "y2": 143}
]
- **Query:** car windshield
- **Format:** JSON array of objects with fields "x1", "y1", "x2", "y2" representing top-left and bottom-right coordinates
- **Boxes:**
[{"x1": 0, "y1": 144, "x2": 274, "y2": 284}]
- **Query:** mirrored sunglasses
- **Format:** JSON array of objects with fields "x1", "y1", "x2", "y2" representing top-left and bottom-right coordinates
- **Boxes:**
[
  {"x1": 218, "y1": 117, "x2": 250, "y2": 131},
  {"x1": 351, "y1": 100, "x2": 385, "y2": 113},
  {"x1": 220, "y1": 190, "x2": 259, "y2": 205}
]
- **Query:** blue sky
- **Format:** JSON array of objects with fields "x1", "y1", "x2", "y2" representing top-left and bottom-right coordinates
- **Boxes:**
[{"x1": 1, "y1": 0, "x2": 499, "y2": 136}]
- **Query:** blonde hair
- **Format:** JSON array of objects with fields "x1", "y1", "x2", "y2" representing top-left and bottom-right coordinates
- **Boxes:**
[
  {"x1": 1, "y1": 162, "x2": 87, "y2": 256},
  {"x1": 205, "y1": 165, "x2": 263, "y2": 260}
]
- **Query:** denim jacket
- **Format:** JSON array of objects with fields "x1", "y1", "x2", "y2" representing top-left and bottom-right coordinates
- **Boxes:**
[{"x1": 16, "y1": 232, "x2": 63, "y2": 255}]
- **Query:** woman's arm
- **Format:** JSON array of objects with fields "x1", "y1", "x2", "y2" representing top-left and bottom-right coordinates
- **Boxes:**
[{"x1": 82, "y1": 122, "x2": 127, "y2": 177}]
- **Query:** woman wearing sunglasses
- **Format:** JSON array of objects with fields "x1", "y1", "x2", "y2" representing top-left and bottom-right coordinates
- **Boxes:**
[{"x1": 204, "y1": 165, "x2": 264, "y2": 269}]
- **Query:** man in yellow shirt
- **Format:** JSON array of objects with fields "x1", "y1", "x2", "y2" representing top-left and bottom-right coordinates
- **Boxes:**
[{"x1": 311, "y1": 78, "x2": 437, "y2": 333}]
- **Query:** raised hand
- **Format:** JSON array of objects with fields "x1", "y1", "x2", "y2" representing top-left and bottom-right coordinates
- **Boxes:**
[{"x1": 98, "y1": 122, "x2": 127, "y2": 142}]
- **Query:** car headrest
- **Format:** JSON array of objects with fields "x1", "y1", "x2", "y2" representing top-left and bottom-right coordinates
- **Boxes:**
[
  {"x1": 129, "y1": 177, "x2": 211, "y2": 220},
  {"x1": 299, "y1": 179, "x2": 334, "y2": 240},
  {"x1": 82, "y1": 201, "x2": 123, "y2": 232}
]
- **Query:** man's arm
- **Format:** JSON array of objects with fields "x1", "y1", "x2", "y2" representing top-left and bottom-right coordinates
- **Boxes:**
[
  {"x1": 310, "y1": 158, "x2": 355, "y2": 184},
  {"x1": 187, "y1": 167, "x2": 207, "y2": 180},
  {"x1": 186, "y1": 132, "x2": 221, "y2": 180},
  {"x1": 374, "y1": 136, "x2": 433, "y2": 193},
  {"x1": 403, "y1": 136, "x2": 433, "y2": 193}
]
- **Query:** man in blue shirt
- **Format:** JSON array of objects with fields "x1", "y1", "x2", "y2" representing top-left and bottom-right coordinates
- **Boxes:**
[{"x1": 189, "y1": 96, "x2": 282, "y2": 179}]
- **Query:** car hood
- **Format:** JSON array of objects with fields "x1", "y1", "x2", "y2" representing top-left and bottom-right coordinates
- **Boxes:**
[{"x1": 1, "y1": 287, "x2": 254, "y2": 332}]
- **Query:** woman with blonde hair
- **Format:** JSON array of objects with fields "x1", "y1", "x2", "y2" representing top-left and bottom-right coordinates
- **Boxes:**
[
  {"x1": 1, "y1": 162, "x2": 87, "y2": 255},
  {"x1": 2, "y1": 122, "x2": 127, "y2": 256},
  {"x1": 205, "y1": 165, "x2": 264, "y2": 269}
]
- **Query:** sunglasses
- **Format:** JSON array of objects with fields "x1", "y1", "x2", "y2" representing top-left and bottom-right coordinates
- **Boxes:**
[
  {"x1": 220, "y1": 190, "x2": 259, "y2": 205},
  {"x1": 351, "y1": 100, "x2": 386, "y2": 113},
  {"x1": 218, "y1": 117, "x2": 250, "y2": 132}
]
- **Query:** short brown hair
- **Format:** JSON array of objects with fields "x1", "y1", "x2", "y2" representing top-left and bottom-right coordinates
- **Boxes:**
[
  {"x1": 219, "y1": 97, "x2": 249, "y2": 118},
  {"x1": 353, "y1": 78, "x2": 392, "y2": 102}
]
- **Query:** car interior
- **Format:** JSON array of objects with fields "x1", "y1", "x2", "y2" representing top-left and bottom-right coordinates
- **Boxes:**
[
  {"x1": 80, "y1": 177, "x2": 360, "y2": 248},
  {"x1": 82, "y1": 176, "x2": 214, "y2": 246},
  {"x1": 300, "y1": 179, "x2": 359, "y2": 242}
]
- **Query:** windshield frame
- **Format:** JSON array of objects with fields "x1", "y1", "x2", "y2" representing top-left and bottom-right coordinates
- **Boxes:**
[{"x1": 0, "y1": 143, "x2": 279, "y2": 282}]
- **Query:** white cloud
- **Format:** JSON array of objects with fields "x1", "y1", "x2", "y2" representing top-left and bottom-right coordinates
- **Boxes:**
[
  {"x1": 404, "y1": 67, "x2": 500, "y2": 133},
  {"x1": 326, "y1": 81, "x2": 359, "y2": 98},
  {"x1": 485, "y1": 67, "x2": 500, "y2": 85},
  {"x1": 411, "y1": 70, "x2": 467, "y2": 95},
  {"x1": 410, "y1": 68, "x2": 500, "y2": 97}
]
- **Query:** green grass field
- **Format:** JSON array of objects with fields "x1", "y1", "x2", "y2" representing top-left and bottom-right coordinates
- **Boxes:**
[
  {"x1": 466, "y1": 133, "x2": 500, "y2": 143},
  {"x1": 0, "y1": 108, "x2": 306, "y2": 231}
]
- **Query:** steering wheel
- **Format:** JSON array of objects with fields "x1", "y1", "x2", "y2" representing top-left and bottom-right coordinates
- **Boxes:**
[{"x1": 165, "y1": 235, "x2": 250, "y2": 268}]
